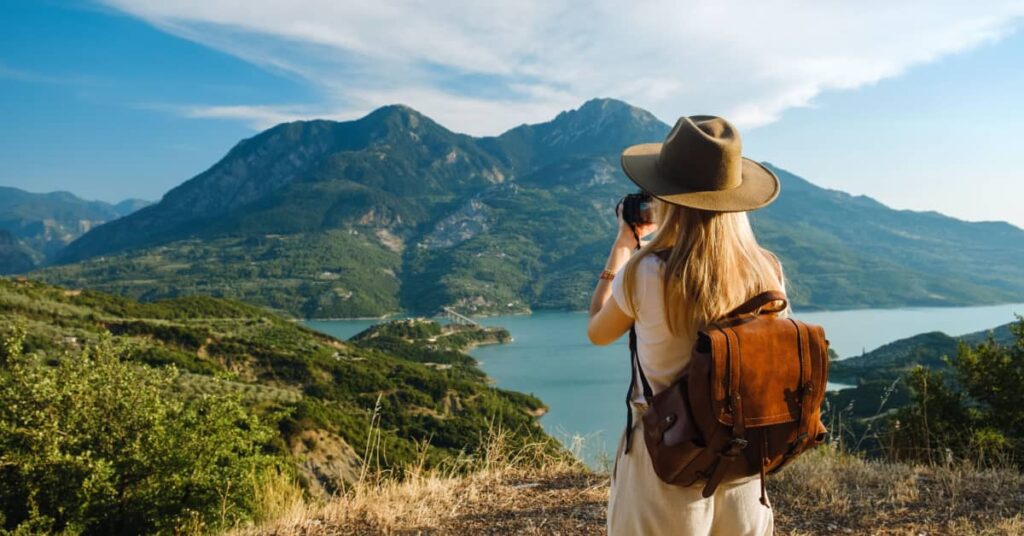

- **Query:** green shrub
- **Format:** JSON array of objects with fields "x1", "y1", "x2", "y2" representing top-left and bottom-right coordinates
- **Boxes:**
[
  {"x1": 889, "y1": 318, "x2": 1024, "y2": 466},
  {"x1": 0, "y1": 327, "x2": 286, "y2": 535}
]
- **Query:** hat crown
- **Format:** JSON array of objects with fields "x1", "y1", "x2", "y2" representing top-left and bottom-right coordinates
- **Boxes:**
[{"x1": 657, "y1": 116, "x2": 743, "y2": 192}]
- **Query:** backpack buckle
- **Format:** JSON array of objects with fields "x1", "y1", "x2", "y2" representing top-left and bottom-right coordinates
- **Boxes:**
[{"x1": 721, "y1": 437, "x2": 748, "y2": 457}]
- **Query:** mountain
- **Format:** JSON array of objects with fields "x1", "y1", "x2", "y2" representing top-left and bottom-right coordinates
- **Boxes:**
[
  {"x1": 753, "y1": 167, "x2": 1024, "y2": 308},
  {"x1": 0, "y1": 186, "x2": 150, "y2": 273},
  {"x1": 0, "y1": 230, "x2": 36, "y2": 274},
  {"x1": 481, "y1": 97, "x2": 668, "y2": 170},
  {"x1": 56, "y1": 106, "x2": 505, "y2": 261},
  {"x1": 113, "y1": 198, "x2": 151, "y2": 214},
  {"x1": 32, "y1": 99, "x2": 1024, "y2": 318}
]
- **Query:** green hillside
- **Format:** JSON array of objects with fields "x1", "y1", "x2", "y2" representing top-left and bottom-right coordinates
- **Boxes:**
[
  {"x1": 826, "y1": 320, "x2": 1017, "y2": 424},
  {"x1": 34, "y1": 230, "x2": 403, "y2": 318},
  {"x1": 825, "y1": 318, "x2": 1024, "y2": 470},
  {"x1": 830, "y1": 322, "x2": 1016, "y2": 384},
  {"x1": 29, "y1": 99, "x2": 1024, "y2": 318},
  {"x1": 0, "y1": 276, "x2": 550, "y2": 496}
]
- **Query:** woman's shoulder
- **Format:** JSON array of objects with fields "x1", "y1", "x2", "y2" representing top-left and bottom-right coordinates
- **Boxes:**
[
  {"x1": 641, "y1": 250, "x2": 668, "y2": 271},
  {"x1": 634, "y1": 254, "x2": 667, "y2": 282}
]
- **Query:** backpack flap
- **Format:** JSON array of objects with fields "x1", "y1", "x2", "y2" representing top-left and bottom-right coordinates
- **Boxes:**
[{"x1": 701, "y1": 317, "x2": 828, "y2": 429}]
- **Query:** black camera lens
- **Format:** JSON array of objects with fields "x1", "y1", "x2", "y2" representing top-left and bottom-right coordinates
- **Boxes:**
[{"x1": 620, "y1": 192, "x2": 654, "y2": 225}]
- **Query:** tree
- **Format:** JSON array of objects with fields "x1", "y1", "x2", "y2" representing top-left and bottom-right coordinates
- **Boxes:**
[{"x1": 891, "y1": 318, "x2": 1024, "y2": 466}]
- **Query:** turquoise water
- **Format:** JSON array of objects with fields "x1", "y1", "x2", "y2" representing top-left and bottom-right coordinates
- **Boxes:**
[{"x1": 305, "y1": 302, "x2": 1024, "y2": 466}]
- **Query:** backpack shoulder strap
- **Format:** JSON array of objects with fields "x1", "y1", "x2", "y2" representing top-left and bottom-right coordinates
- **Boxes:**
[
  {"x1": 726, "y1": 291, "x2": 788, "y2": 317},
  {"x1": 623, "y1": 324, "x2": 654, "y2": 453}
]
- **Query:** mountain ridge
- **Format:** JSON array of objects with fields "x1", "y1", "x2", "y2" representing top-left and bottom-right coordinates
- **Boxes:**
[
  {"x1": 0, "y1": 186, "x2": 151, "y2": 273},
  {"x1": 28, "y1": 99, "x2": 1024, "y2": 317}
]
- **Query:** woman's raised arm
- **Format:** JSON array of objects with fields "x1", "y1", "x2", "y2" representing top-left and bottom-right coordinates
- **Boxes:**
[{"x1": 587, "y1": 214, "x2": 658, "y2": 345}]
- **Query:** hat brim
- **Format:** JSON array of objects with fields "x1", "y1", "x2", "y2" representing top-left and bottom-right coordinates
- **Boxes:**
[{"x1": 620, "y1": 143, "x2": 780, "y2": 212}]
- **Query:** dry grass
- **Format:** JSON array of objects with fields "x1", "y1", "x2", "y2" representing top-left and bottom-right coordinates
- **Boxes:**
[
  {"x1": 235, "y1": 427, "x2": 600, "y2": 535},
  {"x1": 771, "y1": 445, "x2": 1024, "y2": 535},
  {"x1": 241, "y1": 465, "x2": 605, "y2": 535},
  {"x1": 237, "y1": 439, "x2": 1024, "y2": 536}
]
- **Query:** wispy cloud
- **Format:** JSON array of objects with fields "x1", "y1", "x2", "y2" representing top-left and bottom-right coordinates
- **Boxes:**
[
  {"x1": 103, "y1": 0, "x2": 1024, "y2": 135},
  {"x1": 176, "y1": 104, "x2": 345, "y2": 130},
  {"x1": 0, "y1": 61, "x2": 106, "y2": 87}
]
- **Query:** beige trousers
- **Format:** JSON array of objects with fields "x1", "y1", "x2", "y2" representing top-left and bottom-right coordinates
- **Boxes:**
[{"x1": 607, "y1": 407, "x2": 774, "y2": 536}]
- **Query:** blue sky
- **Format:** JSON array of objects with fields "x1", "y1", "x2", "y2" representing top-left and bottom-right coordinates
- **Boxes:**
[{"x1": 2, "y1": 0, "x2": 1023, "y2": 227}]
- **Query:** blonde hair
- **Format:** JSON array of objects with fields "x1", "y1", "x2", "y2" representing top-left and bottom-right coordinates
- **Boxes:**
[{"x1": 621, "y1": 199, "x2": 785, "y2": 335}]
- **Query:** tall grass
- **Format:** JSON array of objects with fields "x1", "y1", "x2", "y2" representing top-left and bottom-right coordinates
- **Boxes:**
[{"x1": 233, "y1": 393, "x2": 580, "y2": 535}]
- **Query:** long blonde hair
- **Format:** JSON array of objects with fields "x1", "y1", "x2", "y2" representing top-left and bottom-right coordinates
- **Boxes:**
[{"x1": 621, "y1": 199, "x2": 785, "y2": 335}]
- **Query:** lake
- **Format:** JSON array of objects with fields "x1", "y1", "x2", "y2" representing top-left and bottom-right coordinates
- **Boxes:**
[{"x1": 305, "y1": 302, "x2": 1024, "y2": 467}]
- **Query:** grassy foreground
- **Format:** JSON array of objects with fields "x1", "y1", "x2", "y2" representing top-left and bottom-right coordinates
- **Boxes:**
[{"x1": 237, "y1": 437, "x2": 1024, "y2": 536}]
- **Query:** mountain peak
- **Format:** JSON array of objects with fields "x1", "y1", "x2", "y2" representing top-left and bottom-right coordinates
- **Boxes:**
[
  {"x1": 577, "y1": 97, "x2": 649, "y2": 117},
  {"x1": 555, "y1": 98, "x2": 663, "y2": 130},
  {"x1": 364, "y1": 103, "x2": 426, "y2": 120},
  {"x1": 577, "y1": 97, "x2": 632, "y2": 111},
  {"x1": 358, "y1": 103, "x2": 439, "y2": 132},
  {"x1": 489, "y1": 98, "x2": 670, "y2": 168}
]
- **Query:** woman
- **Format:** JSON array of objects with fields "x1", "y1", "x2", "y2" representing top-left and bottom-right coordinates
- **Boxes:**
[{"x1": 588, "y1": 115, "x2": 785, "y2": 535}]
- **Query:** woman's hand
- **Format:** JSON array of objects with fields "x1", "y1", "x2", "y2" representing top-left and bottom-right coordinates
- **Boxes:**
[{"x1": 615, "y1": 206, "x2": 659, "y2": 249}]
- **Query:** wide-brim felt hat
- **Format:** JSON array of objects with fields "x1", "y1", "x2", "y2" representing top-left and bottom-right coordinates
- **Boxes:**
[{"x1": 620, "y1": 115, "x2": 779, "y2": 212}]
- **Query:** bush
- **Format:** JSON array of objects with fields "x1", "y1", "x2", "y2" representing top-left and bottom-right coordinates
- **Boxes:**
[
  {"x1": 889, "y1": 317, "x2": 1024, "y2": 466},
  {"x1": 0, "y1": 326, "x2": 286, "y2": 535}
]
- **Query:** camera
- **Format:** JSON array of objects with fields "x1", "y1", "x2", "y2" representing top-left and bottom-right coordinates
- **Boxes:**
[{"x1": 619, "y1": 191, "x2": 654, "y2": 225}]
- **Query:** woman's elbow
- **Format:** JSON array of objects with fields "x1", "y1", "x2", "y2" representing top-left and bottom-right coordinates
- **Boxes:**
[{"x1": 587, "y1": 324, "x2": 613, "y2": 346}]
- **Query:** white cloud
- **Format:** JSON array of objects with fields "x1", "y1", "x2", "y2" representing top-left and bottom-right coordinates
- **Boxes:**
[
  {"x1": 177, "y1": 104, "x2": 347, "y2": 130},
  {"x1": 102, "y1": 0, "x2": 1024, "y2": 135}
]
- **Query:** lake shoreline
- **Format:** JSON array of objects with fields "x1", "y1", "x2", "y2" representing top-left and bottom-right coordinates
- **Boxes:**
[{"x1": 298, "y1": 299, "x2": 1024, "y2": 323}]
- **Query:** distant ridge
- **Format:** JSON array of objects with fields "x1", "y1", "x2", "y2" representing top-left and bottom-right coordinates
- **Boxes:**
[
  {"x1": 830, "y1": 321, "x2": 1016, "y2": 383},
  {"x1": 29, "y1": 99, "x2": 1024, "y2": 318},
  {"x1": 0, "y1": 186, "x2": 150, "y2": 273}
]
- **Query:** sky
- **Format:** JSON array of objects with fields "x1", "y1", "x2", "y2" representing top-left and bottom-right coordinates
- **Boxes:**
[{"x1": 1, "y1": 0, "x2": 1023, "y2": 227}]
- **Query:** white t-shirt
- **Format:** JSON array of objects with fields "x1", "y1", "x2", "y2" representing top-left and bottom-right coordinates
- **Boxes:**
[
  {"x1": 611, "y1": 254, "x2": 694, "y2": 402},
  {"x1": 611, "y1": 253, "x2": 786, "y2": 403}
]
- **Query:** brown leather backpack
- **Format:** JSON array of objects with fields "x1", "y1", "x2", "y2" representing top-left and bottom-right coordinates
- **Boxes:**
[{"x1": 623, "y1": 290, "x2": 829, "y2": 506}]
